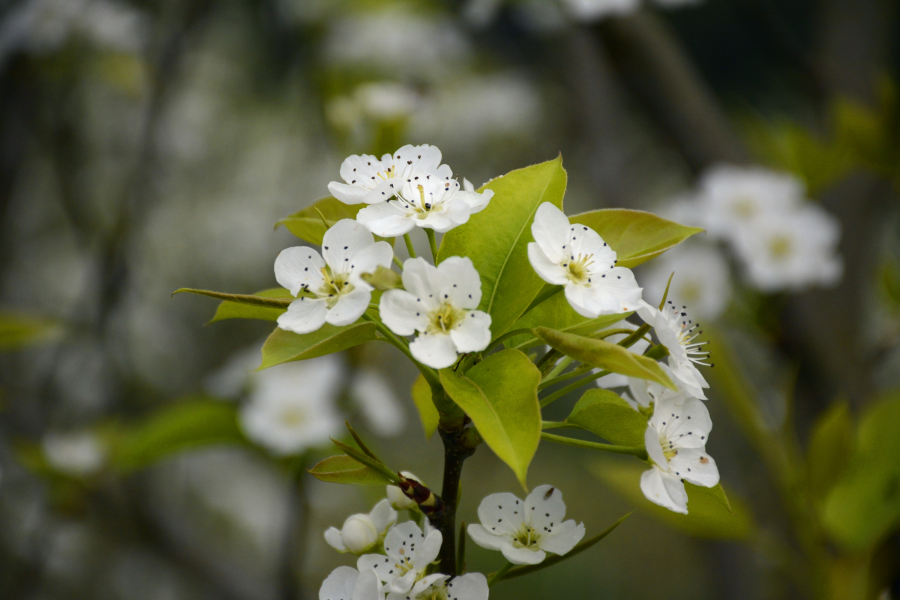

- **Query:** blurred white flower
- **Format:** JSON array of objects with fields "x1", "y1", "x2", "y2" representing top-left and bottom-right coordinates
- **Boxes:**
[
  {"x1": 559, "y1": 0, "x2": 641, "y2": 22},
  {"x1": 319, "y1": 566, "x2": 383, "y2": 600},
  {"x1": 386, "y1": 472, "x2": 421, "y2": 510},
  {"x1": 641, "y1": 391, "x2": 718, "y2": 514},
  {"x1": 238, "y1": 355, "x2": 343, "y2": 456},
  {"x1": 637, "y1": 301, "x2": 710, "y2": 399},
  {"x1": 42, "y1": 431, "x2": 105, "y2": 476},
  {"x1": 467, "y1": 484, "x2": 585, "y2": 565},
  {"x1": 357, "y1": 521, "x2": 442, "y2": 594},
  {"x1": 528, "y1": 203, "x2": 642, "y2": 318},
  {"x1": 355, "y1": 83, "x2": 421, "y2": 121},
  {"x1": 350, "y1": 368, "x2": 406, "y2": 437},
  {"x1": 732, "y1": 205, "x2": 843, "y2": 292},
  {"x1": 640, "y1": 244, "x2": 732, "y2": 321},
  {"x1": 275, "y1": 219, "x2": 393, "y2": 334},
  {"x1": 325, "y1": 499, "x2": 397, "y2": 555}
]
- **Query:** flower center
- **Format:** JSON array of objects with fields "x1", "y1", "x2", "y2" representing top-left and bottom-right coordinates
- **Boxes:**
[
  {"x1": 666, "y1": 301, "x2": 712, "y2": 367},
  {"x1": 418, "y1": 588, "x2": 448, "y2": 600},
  {"x1": 731, "y1": 196, "x2": 756, "y2": 218},
  {"x1": 768, "y1": 235, "x2": 793, "y2": 260},
  {"x1": 563, "y1": 254, "x2": 594, "y2": 284},
  {"x1": 279, "y1": 407, "x2": 307, "y2": 426},
  {"x1": 660, "y1": 436, "x2": 679, "y2": 462},
  {"x1": 427, "y1": 303, "x2": 465, "y2": 334},
  {"x1": 318, "y1": 267, "x2": 354, "y2": 307},
  {"x1": 512, "y1": 524, "x2": 539, "y2": 549}
]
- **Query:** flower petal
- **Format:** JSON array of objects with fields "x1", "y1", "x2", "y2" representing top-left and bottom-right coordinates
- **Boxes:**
[
  {"x1": 640, "y1": 467, "x2": 689, "y2": 514},
  {"x1": 457, "y1": 189, "x2": 493, "y2": 214},
  {"x1": 275, "y1": 247, "x2": 325, "y2": 296},
  {"x1": 531, "y1": 203, "x2": 569, "y2": 263},
  {"x1": 501, "y1": 544, "x2": 546, "y2": 565},
  {"x1": 401, "y1": 257, "x2": 445, "y2": 304},
  {"x1": 661, "y1": 396, "x2": 713, "y2": 449},
  {"x1": 538, "y1": 519, "x2": 585, "y2": 556},
  {"x1": 324, "y1": 527, "x2": 346, "y2": 552},
  {"x1": 414, "y1": 530, "x2": 443, "y2": 568},
  {"x1": 527, "y1": 243, "x2": 568, "y2": 286},
  {"x1": 568, "y1": 224, "x2": 617, "y2": 270},
  {"x1": 449, "y1": 310, "x2": 492, "y2": 354},
  {"x1": 368, "y1": 499, "x2": 398, "y2": 533},
  {"x1": 328, "y1": 181, "x2": 367, "y2": 205},
  {"x1": 669, "y1": 447, "x2": 719, "y2": 488},
  {"x1": 525, "y1": 485, "x2": 568, "y2": 532},
  {"x1": 383, "y1": 521, "x2": 426, "y2": 563},
  {"x1": 476, "y1": 492, "x2": 525, "y2": 536},
  {"x1": 644, "y1": 425, "x2": 667, "y2": 468},
  {"x1": 351, "y1": 570, "x2": 382, "y2": 600},
  {"x1": 348, "y1": 241, "x2": 395, "y2": 289},
  {"x1": 356, "y1": 554, "x2": 396, "y2": 585},
  {"x1": 319, "y1": 566, "x2": 359, "y2": 600},
  {"x1": 277, "y1": 298, "x2": 328, "y2": 334},
  {"x1": 410, "y1": 333, "x2": 459, "y2": 369},
  {"x1": 323, "y1": 220, "x2": 376, "y2": 272},
  {"x1": 437, "y1": 256, "x2": 482, "y2": 308},
  {"x1": 380, "y1": 289, "x2": 429, "y2": 336},
  {"x1": 358, "y1": 202, "x2": 414, "y2": 237},
  {"x1": 466, "y1": 523, "x2": 507, "y2": 551},
  {"x1": 325, "y1": 289, "x2": 371, "y2": 327},
  {"x1": 446, "y1": 573, "x2": 489, "y2": 600},
  {"x1": 586, "y1": 267, "x2": 643, "y2": 313}
]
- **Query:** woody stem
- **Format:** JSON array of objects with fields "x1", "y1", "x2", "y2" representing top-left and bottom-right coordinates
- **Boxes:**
[{"x1": 433, "y1": 418, "x2": 476, "y2": 575}]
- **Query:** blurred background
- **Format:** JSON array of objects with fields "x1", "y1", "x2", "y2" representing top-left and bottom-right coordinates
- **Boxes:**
[{"x1": 1, "y1": 0, "x2": 900, "y2": 599}]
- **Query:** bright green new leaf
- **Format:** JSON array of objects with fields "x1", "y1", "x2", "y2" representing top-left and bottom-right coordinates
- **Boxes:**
[
  {"x1": 259, "y1": 323, "x2": 378, "y2": 370},
  {"x1": 209, "y1": 288, "x2": 293, "y2": 323},
  {"x1": 411, "y1": 374, "x2": 439, "y2": 440},
  {"x1": 823, "y1": 391, "x2": 900, "y2": 551},
  {"x1": 308, "y1": 454, "x2": 392, "y2": 485},
  {"x1": 567, "y1": 389, "x2": 647, "y2": 447},
  {"x1": 277, "y1": 196, "x2": 393, "y2": 246},
  {"x1": 111, "y1": 399, "x2": 246, "y2": 473},
  {"x1": 535, "y1": 327, "x2": 675, "y2": 389},
  {"x1": 437, "y1": 157, "x2": 567, "y2": 339},
  {"x1": 808, "y1": 401, "x2": 854, "y2": 503},
  {"x1": 505, "y1": 291, "x2": 629, "y2": 350},
  {"x1": 569, "y1": 209, "x2": 703, "y2": 269},
  {"x1": 0, "y1": 310, "x2": 61, "y2": 350},
  {"x1": 440, "y1": 349, "x2": 541, "y2": 489},
  {"x1": 589, "y1": 460, "x2": 752, "y2": 540}
]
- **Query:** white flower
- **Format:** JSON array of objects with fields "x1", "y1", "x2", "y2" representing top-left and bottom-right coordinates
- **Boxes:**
[
  {"x1": 467, "y1": 484, "x2": 585, "y2": 565},
  {"x1": 626, "y1": 363, "x2": 680, "y2": 408},
  {"x1": 275, "y1": 219, "x2": 393, "y2": 335},
  {"x1": 357, "y1": 521, "x2": 443, "y2": 594},
  {"x1": 319, "y1": 566, "x2": 384, "y2": 600},
  {"x1": 238, "y1": 355, "x2": 343, "y2": 455},
  {"x1": 560, "y1": 0, "x2": 640, "y2": 21},
  {"x1": 641, "y1": 391, "x2": 719, "y2": 514},
  {"x1": 325, "y1": 499, "x2": 398, "y2": 555},
  {"x1": 594, "y1": 320, "x2": 650, "y2": 390},
  {"x1": 698, "y1": 165, "x2": 804, "y2": 240},
  {"x1": 328, "y1": 145, "x2": 452, "y2": 206},
  {"x1": 350, "y1": 368, "x2": 406, "y2": 437},
  {"x1": 528, "y1": 203, "x2": 642, "y2": 318},
  {"x1": 357, "y1": 178, "x2": 493, "y2": 236},
  {"x1": 42, "y1": 431, "x2": 105, "y2": 476},
  {"x1": 379, "y1": 257, "x2": 492, "y2": 369},
  {"x1": 640, "y1": 244, "x2": 732, "y2": 321},
  {"x1": 386, "y1": 472, "x2": 421, "y2": 511},
  {"x1": 387, "y1": 573, "x2": 488, "y2": 600},
  {"x1": 637, "y1": 301, "x2": 710, "y2": 400},
  {"x1": 732, "y1": 205, "x2": 843, "y2": 292}
]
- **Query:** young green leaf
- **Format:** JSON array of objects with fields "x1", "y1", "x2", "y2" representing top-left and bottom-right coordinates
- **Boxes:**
[
  {"x1": 566, "y1": 389, "x2": 648, "y2": 447},
  {"x1": 440, "y1": 349, "x2": 542, "y2": 489},
  {"x1": 534, "y1": 327, "x2": 675, "y2": 389},
  {"x1": 276, "y1": 197, "x2": 393, "y2": 246},
  {"x1": 807, "y1": 401, "x2": 855, "y2": 503},
  {"x1": 504, "y1": 291, "x2": 629, "y2": 350},
  {"x1": 569, "y1": 209, "x2": 703, "y2": 269},
  {"x1": 259, "y1": 323, "x2": 378, "y2": 370},
  {"x1": 207, "y1": 288, "x2": 293, "y2": 323},
  {"x1": 411, "y1": 374, "x2": 439, "y2": 440},
  {"x1": 437, "y1": 157, "x2": 567, "y2": 339},
  {"x1": 0, "y1": 310, "x2": 61, "y2": 350},
  {"x1": 308, "y1": 455, "x2": 392, "y2": 485}
]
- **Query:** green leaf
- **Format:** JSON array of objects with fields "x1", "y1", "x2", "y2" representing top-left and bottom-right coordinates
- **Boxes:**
[
  {"x1": 437, "y1": 157, "x2": 567, "y2": 339},
  {"x1": 588, "y1": 460, "x2": 753, "y2": 540},
  {"x1": 534, "y1": 327, "x2": 675, "y2": 389},
  {"x1": 277, "y1": 196, "x2": 393, "y2": 246},
  {"x1": 822, "y1": 391, "x2": 900, "y2": 550},
  {"x1": 209, "y1": 288, "x2": 293, "y2": 323},
  {"x1": 309, "y1": 454, "x2": 392, "y2": 485},
  {"x1": 110, "y1": 399, "x2": 246, "y2": 472},
  {"x1": 411, "y1": 374, "x2": 439, "y2": 440},
  {"x1": 0, "y1": 310, "x2": 61, "y2": 350},
  {"x1": 566, "y1": 389, "x2": 647, "y2": 446},
  {"x1": 440, "y1": 349, "x2": 541, "y2": 489},
  {"x1": 807, "y1": 401, "x2": 855, "y2": 503},
  {"x1": 259, "y1": 323, "x2": 378, "y2": 370},
  {"x1": 569, "y1": 209, "x2": 703, "y2": 269}
]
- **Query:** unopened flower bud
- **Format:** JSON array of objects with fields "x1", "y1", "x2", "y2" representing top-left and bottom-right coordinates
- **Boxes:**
[
  {"x1": 387, "y1": 471, "x2": 421, "y2": 510},
  {"x1": 360, "y1": 266, "x2": 403, "y2": 291},
  {"x1": 340, "y1": 514, "x2": 379, "y2": 554}
]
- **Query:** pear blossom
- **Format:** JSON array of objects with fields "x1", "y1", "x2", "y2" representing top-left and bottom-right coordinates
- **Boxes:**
[
  {"x1": 238, "y1": 356, "x2": 343, "y2": 455},
  {"x1": 350, "y1": 368, "x2": 406, "y2": 437},
  {"x1": 641, "y1": 391, "x2": 719, "y2": 514},
  {"x1": 325, "y1": 500, "x2": 398, "y2": 555},
  {"x1": 528, "y1": 203, "x2": 642, "y2": 318},
  {"x1": 319, "y1": 566, "x2": 384, "y2": 600},
  {"x1": 388, "y1": 573, "x2": 489, "y2": 600},
  {"x1": 42, "y1": 431, "x2": 105, "y2": 476},
  {"x1": 387, "y1": 472, "x2": 422, "y2": 511},
  {"x1": 328, "y1": 145, "x2": 452, "y2": 206},
  {"x1": 640, "y1": 244, "x2": 732, "y2": 321},
  {"x1": 275, "y1": 219, "x2": 393, "y2": 335},
  {"x1": 467, "y1": 484, "x2": 585, "y2": 565},
  {"x1": 732, "y1": 206, "x2": 843, "y2": 292},
  {"x1": 357, "y1": 521, "x2": 442, "y2": 594},
  {"x1": 637, "y1": 301, "x2": 710, "y2": 400},
  {"x1": 379, "y1": 257, "x2": 491, "y2": 369},
  {"x1": 357, "y1": 178, "x2": 493, "y2": 236}
]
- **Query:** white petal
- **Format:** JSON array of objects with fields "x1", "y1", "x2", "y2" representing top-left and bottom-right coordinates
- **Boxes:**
[
  {"x1": 324, "y1": 527, "x2": 346, "y2": 552},
  {"x1": 408, "y1": 574, "x2": 449, "y2": 598},
  {"x1": 538, "y1": 520, "x2": 585, "y2": 555},
  {"x1": 449, "y1": 311, "x2": 492, "y2": 353},
  {"x1": 563, "y1": 284, "x2": 604, "y2": 318},
  {"x1": 352, "y1": 570, "x2": 383, "y2": 600},
  {"x1": 410, "y1": 333, "x2": 459, "y2": 369},
  {"x1": 476, "y1": 492, "x2": 525, "y2": 537},
  {"x1": 466, "y1": 523, "x2": 508, "y2": 551},
  {"x1": 329, "y1": 181, "x2": 368, "y2": 205},
  {"x1": 668, "y1": 360, "x2": 708, "y2": 400},
  {"x1": 446, "y1": 573, "x2": 489, "y2": 600},
  {"x1": 640, "y1": 468, "x2": 688, "y2": 514},
  {"x1": 358, "y1": 202, "x2": 414, "y2": 237},
  {"x1": 338, "y1": 153, "x2": 381, "y2": 184},
  {"x1": 644, "y1": 425, "x2": 667, "y2": 468},
  {"x1": 669, "y1": 448, "x2": 719, "y2": 488},
  {"x1": 662, "y1": 396, "x2": 713, "y2": 449},
  {"x1": 525, "y1": 485, "x2": 568, "y2": 532},
  {"x1": 386, "y1": 570, "x2": 417, "y2": 594},
  {"x1": 275, "y1": 246, "x2": 325, "y2": 296},
  {"x1": 531, "y1": 203, "x2": 569, "y2": 263},
  {"x1": 501, "y1": 544, "x2": 546, "y2": 565},
  {"x1": 527, "y1": 243, "x2": 568, "y2": 286},
  {"x1": 383, "y1": 521, "x2": 426, "y2": 563},
  {"x1": 401, "y1": 257, "x2": 444, "y2": 304},
  {"x1": 348, "y1": 241, "x2": 395, "y2": 289},
  {"x1": 360, "y1": 178, "x2": 403, "y2": 205},
  {"x1": 326, "y1": 289, "x2": 371, "y2": 327},
  {"x1": 587, "y1": 267, "x2": 643, "y2": 313},
  {"x1": 368, "y1": 499, "x2": 398, "y2": 533},
  {"x1": 414, "y1": 530, "x2": 443, "y2": 568},
  {"x1": 277, "y1": 298, "x2": 328, "y2": 334},
  {"x1": 323, "y1": 220, "x2": 376, "y2": 271},
  {"x1": 568, "y1": 223, "x2": 617, "y2": 268},
  {"x1": 456, "y1": 189, "x2": 493, "y2": 214},
  {"x1": 319, "y1": 566, "x2": 359, "y2": 600},
  {"x1": 437, "y1": 256, "x2": 483, "y2": 308},
  {"x1": 379, "y1": 290, "x2": 429, "y2": 336},
  {"x1": 417, "y1": 199, "x2": 471, "y2": 233},
  {"x1": 356, "y1": 554, "x2": 396, "y2": 585}
]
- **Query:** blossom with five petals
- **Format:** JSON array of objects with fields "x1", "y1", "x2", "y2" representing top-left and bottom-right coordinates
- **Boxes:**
[
  {"x1": 275, "y1": 219, "x2": 393, "y2": 334},
  {"x1": 319, "y1": 566, "x2": 384, "y2": 600},
  {"x1": 357, "y1": 521, "x2": 442, "y2": 595},
  {"x1": 325, "y1": 499, "x2": 398, "y2": 555},
  {"x1": 467, "y1": 484, "x2": 585, "y2": 565},
  {"x1": 636, "y1": 300, "x2": 710, "y2": 400}
]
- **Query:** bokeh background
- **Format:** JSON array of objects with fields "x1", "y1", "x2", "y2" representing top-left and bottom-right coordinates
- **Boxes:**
[{"x1": 1, "y1": 0, "x2": 900, "y2": 599}]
